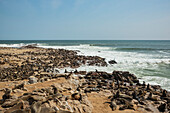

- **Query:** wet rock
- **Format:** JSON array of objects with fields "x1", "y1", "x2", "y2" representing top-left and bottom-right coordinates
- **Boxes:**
[
  {"x1": 108, "y1": 60, "x2": 117, "y2": 64},
  {"x1": 21, "y1": 44, "x2": 38, "y2": 48}
]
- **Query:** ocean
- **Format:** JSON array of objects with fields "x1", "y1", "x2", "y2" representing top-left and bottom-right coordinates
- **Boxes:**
[{"x1": 0, "y1": 40, "x2": 170, "y2": 90}]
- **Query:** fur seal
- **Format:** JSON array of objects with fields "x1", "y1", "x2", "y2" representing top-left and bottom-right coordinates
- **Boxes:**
[
  {"x1": 2, "y1": 88, "x2": 12, "y2": 101},
  {"x1": 158, "y1": 103, "x2": 167, "y2": 112},
  {"x1": 162, "y1": 90, "x2": 167, "y2": 97},
  {"x1": 64, "y1": 69, "x2": 68, "y2": 73},
  {"x1": 110, "y1": 101, "x2": 117, "y2": 111}
]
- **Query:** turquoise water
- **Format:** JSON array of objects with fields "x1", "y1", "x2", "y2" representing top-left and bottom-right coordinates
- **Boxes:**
[{"x1": 0, "y1": 40, "x2": 170, "y2": 90}]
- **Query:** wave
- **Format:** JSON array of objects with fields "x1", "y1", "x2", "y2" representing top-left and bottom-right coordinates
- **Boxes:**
[
  {"x1": 1, "y1": 43, "x2": 169, "y2": 52},
  {"x1": 89, "y1": 44, "x2": 117, "y2": 46},
  {"x1": 141, "y1": 76, "x2": 170, "y2": 91},
  {"x1": 0, "y1": 43, "x2": 43, "y2": 48},
  {"x1": 115, "y1": 47, "x2": 170, "y2": 51}
]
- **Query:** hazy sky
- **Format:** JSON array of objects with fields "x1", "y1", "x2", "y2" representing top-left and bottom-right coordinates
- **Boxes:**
[{"x1": 0, "y1": 0, "x2": 170, "y2": 40}]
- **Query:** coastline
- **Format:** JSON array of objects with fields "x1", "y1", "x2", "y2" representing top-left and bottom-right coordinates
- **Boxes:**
[{"x1": 0, "y1": 46, "x2": 169, "y2": 113}]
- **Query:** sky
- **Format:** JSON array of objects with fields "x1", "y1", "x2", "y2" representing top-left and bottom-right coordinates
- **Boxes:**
[{"x1": 0, "y1": 0, "x2": 170, "y2": 40}]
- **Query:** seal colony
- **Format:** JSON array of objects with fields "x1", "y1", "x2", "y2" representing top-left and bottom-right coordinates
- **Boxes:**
[{"x1": 0, "y1": 45, "x2": 169, "y2": 113}]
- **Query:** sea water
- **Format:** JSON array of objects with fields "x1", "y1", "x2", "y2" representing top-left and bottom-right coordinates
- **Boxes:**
[{"x1": 0, "y1": 40, "x2": 170, "y2": 90}]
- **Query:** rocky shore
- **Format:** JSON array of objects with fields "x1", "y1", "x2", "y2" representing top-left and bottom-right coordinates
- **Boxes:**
[{"x1": 0, "y1": 46, "x2": 169, "y2": 113}]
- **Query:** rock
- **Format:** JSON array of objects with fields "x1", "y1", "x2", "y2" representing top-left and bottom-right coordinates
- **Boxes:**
[
  {"x1": 41, "y1": 103, "x2": 50, "y2": 108},
  {"x1": 2, "y1": 99, "x2": 19, "y2": 108},
  {"x1": 60, "y1": 105, "x2": 67, "y2": 110},
  {"x1": 48, "y1": 100, "x2": 57, "y2": 108},
  {"x1": 57, "y1": 110, "x2": 72, "y2": 113},
  {"x1": 44, "y1": 87, "x2": 54, "y2": 95},
  {"x1": 31, "y1": 95, "x2": 46, "y2": 102},
  {"x1": 132, "y1": 99, "x2": 138, "y2": 105},
  {"x1": 13, "y1": 89, "x2": 23, "y2": 93},
  {"x1": 39, "y1": 78, "x2": 45, "y2": 83},
  {"x1": 147, "y1": 103, "x2": 160, "y2": 113},
  {"x1": 9, "y1": 108, "x2": 31, "y2": 113},
  {"x1": 61, "y1": 101, "x2": 73, "y2": 112},
  {"x1": 81, "y1": 96, "x2": 93, "y2": 109},
  {"x1": 31, "y1": 92, "x2": 46, "y2": 96},
  {"x1": 145, "y1": 107, "x2": 153, "y2": 112},
  {"x1": 108, "y1": 60, "x2": 117, "y2": 64},
  {"x1": 82, "y1": 104, "x2": 92, "y2": 113},
  {"x1": 4, "y1": 100, "x2": 25, "y2": 113},
  {"x1": 12, "y1": 83, "x2": 25, "y2": 90},
  {"x1": 28, "y1": 76, "x2": 38, "y2": 84},
  {"x1": 39, "y1": 107, "x2": 55, "y2": 113},
  {"x1": 31, "y1": 101, "x2": 42, "y2": 113},
  {"x1": 21, "y1": 44, "x2": 38, "y2": 48},
  {"x1": 71, "y1": 93, "x2": 82, "y2": 101}
]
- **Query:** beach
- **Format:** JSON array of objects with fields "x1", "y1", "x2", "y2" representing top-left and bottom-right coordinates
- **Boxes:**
[{"x1": 0, "y1": 45, "x2": 169, "y2": 113}]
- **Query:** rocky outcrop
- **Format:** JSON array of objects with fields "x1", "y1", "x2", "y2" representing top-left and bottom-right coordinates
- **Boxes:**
[{"x1": 0, "y1": 83, "x2": 93, "y2": 113}]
